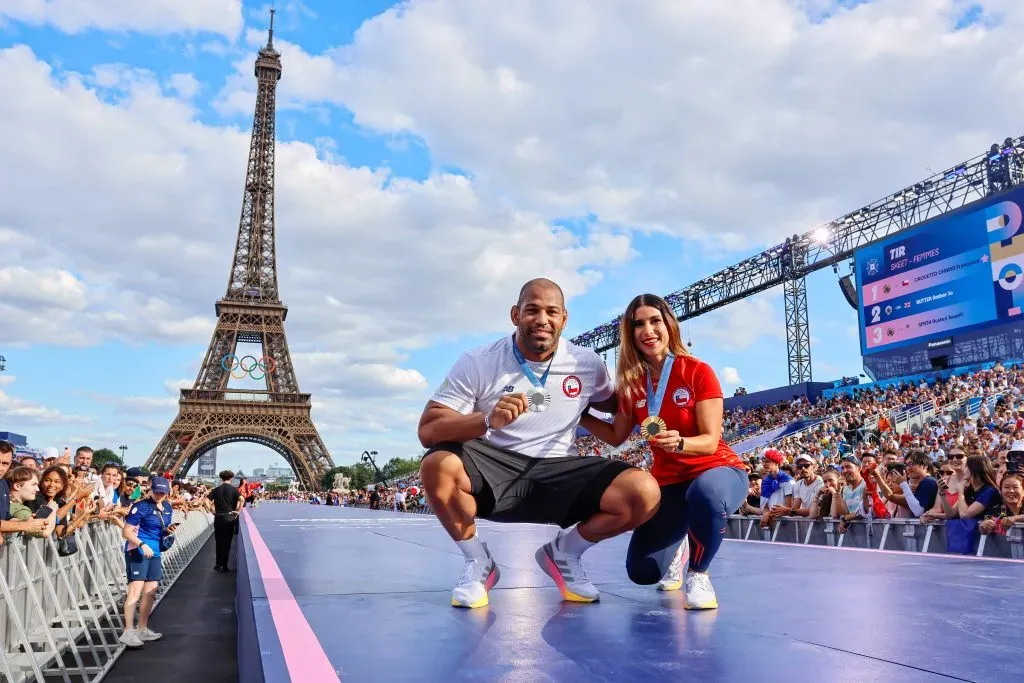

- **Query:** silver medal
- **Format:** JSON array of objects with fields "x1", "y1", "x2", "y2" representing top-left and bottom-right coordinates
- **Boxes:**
[{"x1": 526, "y1": 387, "x2": 551, "y2": 413}]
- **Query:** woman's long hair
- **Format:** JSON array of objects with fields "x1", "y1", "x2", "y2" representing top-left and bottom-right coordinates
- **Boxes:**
[
  {"x1": 617, "y1": 293, "x2": 691, "y2": 405},
  {"x1": 965, "y1": 453, "x2": 999, "y2": 492}
]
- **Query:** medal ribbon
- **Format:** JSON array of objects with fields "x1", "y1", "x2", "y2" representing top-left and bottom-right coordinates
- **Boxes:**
[
  {"x1": 645, "y1": 353, "x2": 675, "y2": 420},
  {"x1": 512, "y1": 335, "x2": 554, "y2": 388}
]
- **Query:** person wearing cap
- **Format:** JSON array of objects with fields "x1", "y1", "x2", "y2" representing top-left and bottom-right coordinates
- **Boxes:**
[
  {"x1": 394, "y1": 483, "x2": 408, "y2": 512},
  {"x1": 789, "y1": 454, "x2": 823, "y2": 518},
  {"x1": 119, "y1": 476, "x2": 176, "y2": 649},
  {"x1": 759, "y1": 449, "x2": 795, "y2": 529}
]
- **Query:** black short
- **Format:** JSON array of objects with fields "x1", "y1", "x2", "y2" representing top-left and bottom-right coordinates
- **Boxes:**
[{"x1": 424, "y1": 439, "x2": 634, "y2": 528}]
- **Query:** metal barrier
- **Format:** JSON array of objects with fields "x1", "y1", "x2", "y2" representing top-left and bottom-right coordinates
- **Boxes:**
[
  {"x1": 0, "y1": 510, "x2": 214, "y2": 683},
  {"x1": 726, "y1": 515, "x2": 1024, "y2": 560}
]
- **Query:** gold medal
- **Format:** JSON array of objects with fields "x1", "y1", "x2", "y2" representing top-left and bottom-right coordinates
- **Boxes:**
[{"x1": 640, "y1": 416, "x2": 667, "y2": 440}]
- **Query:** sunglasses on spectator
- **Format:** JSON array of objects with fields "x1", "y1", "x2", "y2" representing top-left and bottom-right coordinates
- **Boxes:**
[
  {"x1": 948, "y1": 454, "x2": 965, "y2": 460},
  {"x1": 795, "y1": 463, "x2": 812, "y2": 469}
]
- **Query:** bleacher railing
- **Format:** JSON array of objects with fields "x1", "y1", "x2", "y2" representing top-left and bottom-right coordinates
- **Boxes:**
[
  {"x1": 726, "y1": 515, "x2": 1023, "y2": 560},
  {"x1": 0, "y1": 510, "x2": 214, "y2": 683}
]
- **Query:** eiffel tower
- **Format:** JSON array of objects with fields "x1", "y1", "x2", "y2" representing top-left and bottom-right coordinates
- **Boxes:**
[{"x1": 145, "y1": 12, "x2": 334, "y2": 490}]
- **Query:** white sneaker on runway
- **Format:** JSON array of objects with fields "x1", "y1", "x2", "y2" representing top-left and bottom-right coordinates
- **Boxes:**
[
  {"x1": 451, "y1": 544, "x2": 500, "y2": 609},
  {"x1": 119, "y1": 629, "x2": 144, "y2": 648},
  {"x1": 137, "y1": 627, "x2": 163, "y2": 641},
  {"x1": 535, "y1": 531, "x2": 600, "y2": 603},
  {"x1": 683, "y1": 570, "x2": 718, "y2": 610},
  {"x1": 656, "y1": 538, "x2": 687, "y2": 592}
]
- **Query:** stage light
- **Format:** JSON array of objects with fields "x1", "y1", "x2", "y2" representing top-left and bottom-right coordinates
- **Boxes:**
[{"x1": 813, "y1": 227, "x2": 830, "y2": 243}]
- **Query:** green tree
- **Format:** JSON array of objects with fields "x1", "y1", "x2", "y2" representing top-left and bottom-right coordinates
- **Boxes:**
[
  {"x1": 91, "y1": 448, "x2": 123, "y2": 469},
  {"x1": 348, "y1": 462, "x2": 375, "y2": 490},
  {"x1": 321, "y1": 466, "x2": 348, "y2": 491},
  {"x1": 381, "y1": 457, "x2": 420, "y2": 481},
  {"x1": 321, "y1": 462, "x2": 377, "y2": 491}
]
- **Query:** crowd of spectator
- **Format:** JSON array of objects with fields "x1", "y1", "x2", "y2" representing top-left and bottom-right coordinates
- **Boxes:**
[
  {"x1": 721, "y1": 363, "x2": 1016, "y2": 443},
  {"x1": 0, "y1": 443, "x2": 214, "y2": 547},
  {"x1": 275, "y1": 475, "x2": 431, "y2": 513},
  {"x1": 0, "y1": 443, "x2": 224, "y2": 648},
  {"x1": 122, "y1": 361, "x2": 1016, "y2": 561},
  {"x1": 571, "y1": 361, "x2": 1024, "y2": 554}
]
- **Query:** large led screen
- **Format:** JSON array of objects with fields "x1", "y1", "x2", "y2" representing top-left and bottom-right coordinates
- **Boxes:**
[{"x1": 856, "y1": 187, "x2": 1024, "y2": 356}]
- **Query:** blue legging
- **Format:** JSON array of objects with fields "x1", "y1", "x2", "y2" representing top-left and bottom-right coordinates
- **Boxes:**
[{"x1": 626, "y1": 466, "x2": 747, "y2": 582}]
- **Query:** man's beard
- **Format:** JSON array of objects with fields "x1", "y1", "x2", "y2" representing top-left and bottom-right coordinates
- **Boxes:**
[{"x1": 522, "y1": 329, "x2": 557, "y2": 353}]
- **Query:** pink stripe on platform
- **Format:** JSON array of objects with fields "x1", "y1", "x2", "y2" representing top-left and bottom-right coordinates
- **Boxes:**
[{"x1": 242, "y1": 510, "x2": 341, "y2": 682}]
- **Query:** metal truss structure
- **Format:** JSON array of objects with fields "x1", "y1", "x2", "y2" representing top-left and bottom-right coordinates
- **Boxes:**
[
  {"x1": 572, "y1": 136, "x2": 1024, "y2": 384},
  {"x1": 784, "y1": 275, "x2": 812, "y2": 384},
  {"x1": 145, "y1": 13, "x2": 334, "y2": 490}
]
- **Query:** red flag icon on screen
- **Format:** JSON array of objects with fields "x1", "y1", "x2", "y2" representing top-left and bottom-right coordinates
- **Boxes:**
[{"x1": 902, "y1": 280, "x2": 910, "y2": 287}]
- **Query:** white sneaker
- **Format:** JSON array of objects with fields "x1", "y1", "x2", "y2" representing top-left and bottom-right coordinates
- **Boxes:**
[
  {"x1": 656, "y1": 538, "x2": 687, "y2": 591},
  {"x1": 535, "y1": 531, "x2": 600, "y2": 603},
  {"x1": 451, "y1": 544, "x2": 500, "y2": 609},
  {"x1": 119, "y1": 629, "x2": 144, "y2": 648},
  {"x1": 683, "y1": 570, "x2": 718, "y2": 610},
  {"x1": 137, "y1": 627, "x2": 163, "y2": 641}
]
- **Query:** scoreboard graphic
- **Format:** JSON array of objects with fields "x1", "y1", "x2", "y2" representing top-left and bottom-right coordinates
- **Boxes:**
[{"x1": 855, "y1": 186, "x2": 1024, "y2": 356}]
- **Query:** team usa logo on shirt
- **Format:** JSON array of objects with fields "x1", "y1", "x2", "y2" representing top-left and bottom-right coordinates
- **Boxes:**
[
  {"x1": 672, "y1": 387, "x2": 692, "y2": 407},
  {"x1": 562, "y1": 375, "x2": 582, "y2": 398}
]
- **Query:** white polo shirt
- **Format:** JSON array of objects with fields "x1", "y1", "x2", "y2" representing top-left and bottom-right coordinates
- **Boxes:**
[{"x1": 430, "y1": 335, "x2": 614, "y2": 458}]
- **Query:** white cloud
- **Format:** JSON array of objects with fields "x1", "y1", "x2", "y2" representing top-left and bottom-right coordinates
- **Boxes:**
[
  {"x1": 215, "y1": 0, "x2": 1024, "y2": 249},
  {"x1": 0, "y1": 44, "x2": 633, "y2": 452},
  {"x1": 0, "y1": 266, "x2": 87, "y2": 310},
  {"x1": 0, "y1": 377, "x2": 93, "y2": 427},
  {"x1": 168, "y1": 73, "x2": 201, "y2": 100},
  {"x1": 721, "y1": 366, "x2": 743, "y2": 385},
  {"x1": 0, "y1": 0, "x2": 243, "y2": 38},
  {"x1": 688, "y1": 293, "x2": 785, "y2": 352}
]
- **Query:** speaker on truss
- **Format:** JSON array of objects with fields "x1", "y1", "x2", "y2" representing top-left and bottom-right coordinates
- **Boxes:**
[{"x1": 839, "y1": 274, "x2": 858, "y2": 310}]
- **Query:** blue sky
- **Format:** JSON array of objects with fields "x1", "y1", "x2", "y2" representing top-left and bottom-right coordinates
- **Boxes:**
[{"x1": 0, "y1": 0, "x2": 1016, "y2": 476}]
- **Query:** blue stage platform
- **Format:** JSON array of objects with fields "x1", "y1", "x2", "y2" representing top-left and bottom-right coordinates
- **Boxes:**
[{"x1": 237, "y1": 505, "x2": 1021, "y2": 683}]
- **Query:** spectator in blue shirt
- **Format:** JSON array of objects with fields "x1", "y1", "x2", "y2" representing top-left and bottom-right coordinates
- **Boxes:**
[{"x1": 119, "y1": 476, "x2": 176, "y2": 649}]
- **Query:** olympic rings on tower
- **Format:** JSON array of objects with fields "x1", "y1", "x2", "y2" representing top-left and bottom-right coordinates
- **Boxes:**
[{"x1": 220, "y1": 354, "x2": 277, "y2": 380}]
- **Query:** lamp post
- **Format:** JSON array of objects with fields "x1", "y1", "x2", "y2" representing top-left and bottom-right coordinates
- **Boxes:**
[{"x1": 118, "y1": 444, "x2": 128, "y2": 463}]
